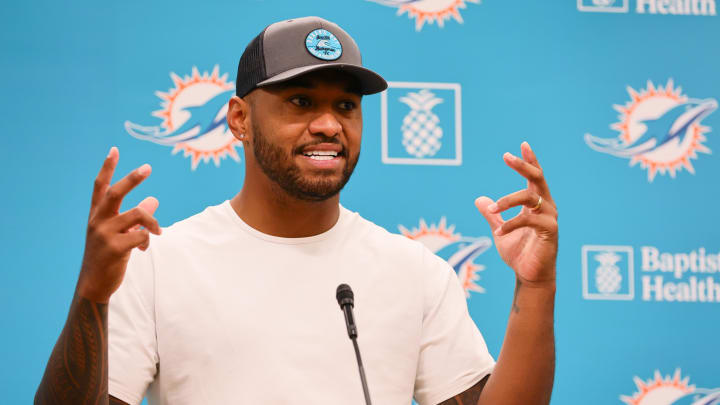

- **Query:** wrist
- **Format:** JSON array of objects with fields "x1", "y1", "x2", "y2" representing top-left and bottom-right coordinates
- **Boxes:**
[
  {"x1": 516, "y1": 273, "x2": 556, "y2": 295},
  {"x1": 517, "y1": 271, "x2": 556, "y2": 290},
  {"x1": 76, "y1": 276, "x2": 112, "y2": 304},
  {"x1": 519, "y1": 277, "x2": 556, "y2": 290},
  {"x1": 511, "y1": 276, "x2": 556, "y2": 315}
]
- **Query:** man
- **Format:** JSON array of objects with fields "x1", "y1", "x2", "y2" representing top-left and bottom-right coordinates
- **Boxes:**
[{"x1": 35, "y1": 16, "x2": 558, "y2": 405}]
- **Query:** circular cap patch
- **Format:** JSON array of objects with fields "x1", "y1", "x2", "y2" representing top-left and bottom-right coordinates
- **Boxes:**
[{"x1": 305, "y1": 29, "x2": 342, "y2": 61}]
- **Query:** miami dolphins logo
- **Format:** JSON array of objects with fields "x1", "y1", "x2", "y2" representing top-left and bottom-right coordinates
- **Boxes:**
[
  {"x1": 399, "y1": 218, "x2": 491, "y2": 296},
  {"x1": 585, "y1": 79, "x2": 717, "y2": 181},
  {"x1": 125, "y1": 66, "x2": 241, "y2": 170},
  {"x1": 366, "y1": 0, "x2": 481, "y2": 31},
  {"x1": 621, "y1": 369, "x2": 720, "y2": 405}
]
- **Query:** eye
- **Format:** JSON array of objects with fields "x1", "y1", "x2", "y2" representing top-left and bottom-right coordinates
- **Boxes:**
[
  {"x1": 289, "y1": 96, "x2": 311, "y2": 107},
  {"x1": 338, "y1": 100, "x2": 357, "y2": 111}
]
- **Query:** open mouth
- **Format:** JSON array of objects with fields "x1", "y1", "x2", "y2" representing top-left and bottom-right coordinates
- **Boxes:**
[
  {"x1": 302, "y1": 150, "x2": 339, "y2": 161},
  {"x1": 297, "y1": 142, "x2": 345, "y2": 163}
]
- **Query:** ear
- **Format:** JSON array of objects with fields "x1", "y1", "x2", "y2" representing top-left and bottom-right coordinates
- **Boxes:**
[{"x1": 227, "y1": 96, "x2": 250, "y2": 142}]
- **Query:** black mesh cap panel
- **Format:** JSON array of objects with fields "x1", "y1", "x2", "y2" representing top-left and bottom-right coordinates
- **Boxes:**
[
  {"x1": 235, "y1": 17, "x2": 386, "y2": 97},
  {"x1": 235, "y1": 30, "x2": 267, "y2": 97}
]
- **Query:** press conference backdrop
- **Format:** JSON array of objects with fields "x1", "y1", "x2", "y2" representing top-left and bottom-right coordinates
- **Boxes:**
[{"x1": 2, "y1": 1, "x2": 718, "y2": 404}]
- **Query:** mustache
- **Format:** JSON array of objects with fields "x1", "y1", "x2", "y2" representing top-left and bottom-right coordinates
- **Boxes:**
[{"x1": 293, "y1": 137, "x2": 345, "y2": 155}]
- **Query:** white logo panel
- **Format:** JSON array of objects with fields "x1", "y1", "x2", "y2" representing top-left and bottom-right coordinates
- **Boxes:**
[
  {"x1": 577, "y1": 0, "x2": 629, "y2": 12},
  {"x1": 381, "y1": 82, "x2": 462, "y2": 166},
  {"x1": 582, "y1": 245, "x2": 635, "y2": 300}
]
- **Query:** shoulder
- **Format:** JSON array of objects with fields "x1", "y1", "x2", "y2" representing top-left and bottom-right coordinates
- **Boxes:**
[
  {"x1": 341, "y1": 207, "x2": 448, "y2": 273},
  {"x1": 343, "y1": 207, "x2": 427, "y2": 254},
  {"x1": 343, "y1": 209, "x2": 466, "y2": 315},
  {"x1": 156, "y1": 201, "x2": 230, "y2": 239},
  {"x1": 164, "y1": 201, "x2": 229, "y2": 233},
  {"x1": 143, "y1": 201, "x2": 235, "y2": 257}
]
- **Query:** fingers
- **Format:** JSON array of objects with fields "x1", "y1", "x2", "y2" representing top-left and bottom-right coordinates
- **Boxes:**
[
  {"x1": 96, "y1": 163, "x2": 152, "y2": 218},
  {"x1": 488, "y1": 189, "x2": 556, "y2": 216},
  {"x1": 477, "y1": 143, "x2": 558, "y2": 237},
  {"x1": 503, "y1": 151, "x2": 542, "y2": 183},
  {"x1": 494, "y1": 211, "x2": 558, "y2": 237},
  {"x1": 129, "y1": 197, "x2": 160, "y2": 233},
  {"x1": 90, "y1": 147, "x2": 119, "y2": 215},
  {"x1": 520, "y1": 141, "x2": 539, "y2": 168},
  {"x1": 503, "y1": 143, "x2": 552, "y2": 202},
  {"x1": 117, "y1": 228, "x2": 151, "y2": 252},
  {"x1": 475, "y1": 196, "x2": 503, "y2": 232},
  {"x1": 137, "y1": 196, "x2": 159, "y2": 216},
  {"x1": 108, "y1": 206, "x2": 161, "y2": 235}
]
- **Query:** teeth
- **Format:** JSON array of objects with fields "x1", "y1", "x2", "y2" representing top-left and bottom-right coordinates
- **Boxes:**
[
  {"x1": 303, "y1": 151, "x2": 338, "y2": 157},
  {"x1": 309, "y1": 155, "x2": 334, "y2": 160}
]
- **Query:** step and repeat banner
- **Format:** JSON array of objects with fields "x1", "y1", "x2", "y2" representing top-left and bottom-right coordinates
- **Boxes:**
[{"x1": 2, "y1": 1, "x2": 718, "y2": 404}]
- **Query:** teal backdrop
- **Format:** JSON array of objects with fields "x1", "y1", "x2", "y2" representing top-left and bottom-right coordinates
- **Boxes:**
[{"x1": 2, "y1": 1, "x2": 719, "y2": 404}]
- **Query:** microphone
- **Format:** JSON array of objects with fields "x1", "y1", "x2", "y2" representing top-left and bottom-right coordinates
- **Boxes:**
[
  {"x1": 336, "y1": 284, "x2": 358, "y2": 339},
  {"x1": 336, "y1": 284, "x2": 372, "y2": 405}
]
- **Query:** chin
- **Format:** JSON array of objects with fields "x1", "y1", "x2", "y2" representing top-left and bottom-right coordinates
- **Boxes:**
[{"x1": 293, "y1": 177, "x2": 347, "y2": 201}]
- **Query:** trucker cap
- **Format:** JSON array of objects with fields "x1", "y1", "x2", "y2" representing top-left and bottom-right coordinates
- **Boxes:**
[{"x1": 235, "y1": 16, "x2": 388, "y2": 97}]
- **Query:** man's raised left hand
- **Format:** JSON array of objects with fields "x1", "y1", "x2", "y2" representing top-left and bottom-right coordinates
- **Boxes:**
[{"x1": 474, "y1": 142, "x2": 558, "y2": 286}]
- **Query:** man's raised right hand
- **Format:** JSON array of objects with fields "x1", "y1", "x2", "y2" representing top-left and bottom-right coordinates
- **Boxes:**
[{"x1": 76, "y1": 147, "x2": 161, "y2": 303}]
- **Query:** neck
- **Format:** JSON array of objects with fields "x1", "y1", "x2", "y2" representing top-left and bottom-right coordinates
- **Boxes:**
[{"x1": 230, "y1": 175, "x2": 341, "y2": 238}]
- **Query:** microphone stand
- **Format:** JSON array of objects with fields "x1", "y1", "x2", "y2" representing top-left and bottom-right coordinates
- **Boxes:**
[
  {"x1": 351, "y1": 331, "x2": 372, "y2": 405},
  {"x1": 337, "y1": 284, "x2": 373, "y2": 405}
]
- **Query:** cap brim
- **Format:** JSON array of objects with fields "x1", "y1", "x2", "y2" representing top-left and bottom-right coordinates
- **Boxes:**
[{"x1": 256, "y1": 64, "x2": 388, "y2": 95}]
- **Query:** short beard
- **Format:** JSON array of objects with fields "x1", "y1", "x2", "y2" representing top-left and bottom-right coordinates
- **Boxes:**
[{"x1": 251, "y1": 119, "x2": 358, "y2": 201}]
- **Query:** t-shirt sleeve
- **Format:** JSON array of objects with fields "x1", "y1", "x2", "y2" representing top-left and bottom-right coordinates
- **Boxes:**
[
  {"x1": 108, "y1": 245, "x2": 159, "y2": 405},
  {"x1": 413, "y1": 248, "x2": 495, "y2": 405}
]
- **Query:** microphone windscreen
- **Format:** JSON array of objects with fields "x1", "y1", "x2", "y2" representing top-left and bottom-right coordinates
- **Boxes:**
[{"x1": 336, "y1": 284, "x2": 354, "y2": 308}]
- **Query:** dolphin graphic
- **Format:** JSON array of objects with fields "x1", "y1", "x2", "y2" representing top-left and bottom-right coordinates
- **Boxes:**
[
  {"x1": 585, "y1": 98, "x2": 718, "y2": 157},
  {"x1": 315, "y1": 40, "x2": 338, "y2": 51},
  {"x1": 125, "y1": 89, "x2": 234, "y2": 146},
  {"x1": 671, "y1": 388, "x2": 720, "y2": 405},
  {"x1": 434, "y1": 237, "x2": 492, "y2": 276}
]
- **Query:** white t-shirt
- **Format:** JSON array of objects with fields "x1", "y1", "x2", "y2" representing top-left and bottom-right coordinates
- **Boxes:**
[{"x1": 108, "y1": 201, "x2": 494, "y2": 405}]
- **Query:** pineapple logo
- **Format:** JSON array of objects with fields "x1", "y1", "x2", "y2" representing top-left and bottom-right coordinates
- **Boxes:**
[
  {"x1": 577, "y1": 0, "x2": 629, "y2": 12},
  {"x1": 594, "y1": 251, "x2": 623, "y2": 294},
  {"x1": 381, "y1": 82, "x2": 462, "y2": 165},
  {"x1": 400, "y1": 89, "x2": 444, "y2": 158},
  {"x1": 581, "y1": 245, "x2": 634, "y2": 300}
]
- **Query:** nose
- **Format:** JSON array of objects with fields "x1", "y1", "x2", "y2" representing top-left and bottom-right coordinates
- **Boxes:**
[{"x1": 308, "y1": 112, "x2": 342, "y2": 137}]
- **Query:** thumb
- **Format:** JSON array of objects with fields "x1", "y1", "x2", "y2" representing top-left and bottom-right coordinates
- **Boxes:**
[
  {"x1": 137, "y1": 196, "x2": 159, "y2": 216},
  {"x1": 475, "y1": 196, "x2": 503, "y2": 232}
]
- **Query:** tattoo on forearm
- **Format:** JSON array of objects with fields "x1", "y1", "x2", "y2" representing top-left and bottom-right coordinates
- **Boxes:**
[
  {"x1": 512, "y1": 279, "x2": 521, "y2": 313},
  {"x1": 35, "y1": 294, "x2": 109, "y2": 405}
]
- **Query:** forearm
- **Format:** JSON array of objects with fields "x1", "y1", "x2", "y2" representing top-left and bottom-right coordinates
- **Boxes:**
[
  {"x1": 477, "y1": 278, "x2": 556, "y2": 405},
  {"x1": 35, "y1": 292, "x2": 109, "y2": 405}
]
